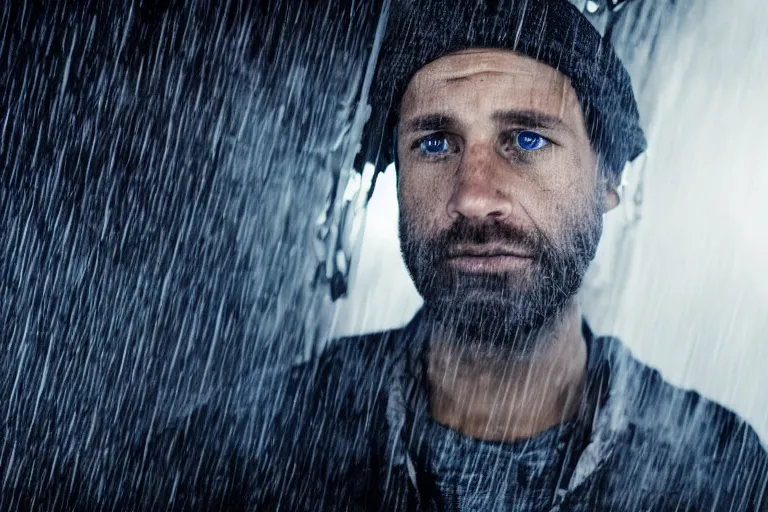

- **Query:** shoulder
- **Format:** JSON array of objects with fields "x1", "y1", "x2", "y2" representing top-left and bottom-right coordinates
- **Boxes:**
[
  {"x1": 595, "y1": 336, "x2": 768, "y2": 509},
  {"x1": 95, "y1": 327, "x2": 408, "y2": 510},
  {"x1": 314, "y1": 326, "x2": 409, "y2": 387},
  {"x1": 180, "y1": 325, "x2": 406, "y2": 420}
]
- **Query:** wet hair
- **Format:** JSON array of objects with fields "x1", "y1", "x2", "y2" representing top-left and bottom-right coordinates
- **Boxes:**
[{"x1": 363, "y1": 0, "x2": 646, "y2": 182}]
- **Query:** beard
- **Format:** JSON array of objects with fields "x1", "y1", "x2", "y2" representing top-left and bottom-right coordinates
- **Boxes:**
[{"x1": 399, "y1": 195, "x2": 603, "y2": 352}]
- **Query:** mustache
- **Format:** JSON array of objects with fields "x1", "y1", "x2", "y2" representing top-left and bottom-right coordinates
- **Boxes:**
[{"x1": 425, "y1": 218, "x2": 543, "y2": 262}]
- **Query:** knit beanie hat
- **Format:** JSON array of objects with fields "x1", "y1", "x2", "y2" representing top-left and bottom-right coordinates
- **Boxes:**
[{"x1": 362, "y1": 0, "x2": 646, "y2": 178}]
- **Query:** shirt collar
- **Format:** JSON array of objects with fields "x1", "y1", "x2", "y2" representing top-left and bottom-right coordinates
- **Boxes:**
[{"x1": 384, "y1": 310, "x2": 633, "y2": 503}]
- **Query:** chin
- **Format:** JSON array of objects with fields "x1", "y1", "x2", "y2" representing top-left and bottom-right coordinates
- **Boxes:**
[
  {"x1": 424, "y1": 288, "x2": 558, "y2": 344},
  {"x1": 412, "y1": 256, "x2": 586, "y2": 341}
]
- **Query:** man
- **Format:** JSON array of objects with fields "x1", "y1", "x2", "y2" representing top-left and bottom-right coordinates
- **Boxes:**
[{"x1": 232, "y1": 0, "x2": 766, "y2": 510}]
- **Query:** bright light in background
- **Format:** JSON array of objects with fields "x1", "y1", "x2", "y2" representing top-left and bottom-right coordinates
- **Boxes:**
[
  {"x1": 333, "y1": 0, "x2": 768, "y2": 443},
  {"x1": 333, "y1": 163, "x2": 422, "y2": 337}
]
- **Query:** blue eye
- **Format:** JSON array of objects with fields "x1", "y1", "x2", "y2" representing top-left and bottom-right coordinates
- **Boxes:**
[
  {"x1": 418, "y1": 135, "x2": 450, "y2": 156},
  {"x1": 516, "y1": 131, "x2": 548, "y2": 151}
]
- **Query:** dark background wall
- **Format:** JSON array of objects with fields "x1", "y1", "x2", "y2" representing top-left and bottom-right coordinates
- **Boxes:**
[{"x1": 0, "y1": 0, "x2": 382, "y2": 503}]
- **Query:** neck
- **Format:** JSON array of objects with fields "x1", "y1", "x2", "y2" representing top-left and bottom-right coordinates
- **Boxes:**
[{"x1": 425, "y1": 299, "x2": 587, "y2": 442}]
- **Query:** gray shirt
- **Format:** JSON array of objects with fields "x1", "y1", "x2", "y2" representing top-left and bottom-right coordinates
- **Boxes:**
[{"x1": 423, "y1": 418, "x2": 583, "y2": 511}]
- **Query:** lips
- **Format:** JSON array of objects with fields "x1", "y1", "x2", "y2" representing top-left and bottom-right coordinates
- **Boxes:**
[
  {"x1": 443, "y1": 245, "x2": 534, "y2": 273},
  {"x1": 445, "y1": 244, "x2": 534, "y2": 259}
]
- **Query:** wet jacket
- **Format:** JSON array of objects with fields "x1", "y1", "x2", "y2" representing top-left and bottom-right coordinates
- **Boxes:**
[
  {"x1": 22, "y1": 313, "x2": 768, "y2": 510},
  {"x1": 100, "y1": 311, "x2": 764, "y2": 511}
]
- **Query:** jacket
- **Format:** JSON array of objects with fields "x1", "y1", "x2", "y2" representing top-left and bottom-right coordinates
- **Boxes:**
[{"x1": 23, "y1": 313, "x2": 768, "y2": 511}]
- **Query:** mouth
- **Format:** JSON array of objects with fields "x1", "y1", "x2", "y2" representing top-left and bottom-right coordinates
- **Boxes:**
[{"x1": 443, "y1": 245, "x2": 534, "y2": 273}]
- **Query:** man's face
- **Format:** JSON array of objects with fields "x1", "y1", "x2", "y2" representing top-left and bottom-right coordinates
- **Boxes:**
[{"x1": 397, "y1": 49, "x2": 617, "y2": 345}]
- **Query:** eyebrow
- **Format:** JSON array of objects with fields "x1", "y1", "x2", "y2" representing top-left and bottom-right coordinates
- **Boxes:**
[
  {"x1": 400, "y1": 109, "x2": 572, "y2": 135},
  {"x1": 491, "y1": 109, "x2": 570, "y2": 132},
  {"x1": 401, "y1": 113, "x2": 457, "y2": 134}
]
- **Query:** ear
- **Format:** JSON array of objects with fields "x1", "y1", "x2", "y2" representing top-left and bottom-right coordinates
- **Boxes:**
[
  {"x1": 601, "y1": 170, "x2": 622, "y2": 213},
  {"x1": 603, "y1": 187, "x2": 620, "y2": 212}
]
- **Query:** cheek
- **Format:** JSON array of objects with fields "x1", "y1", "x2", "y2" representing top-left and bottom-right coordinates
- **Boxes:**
[
  {"x1": 514, "y1": 158, "x2": 598, "y2": 233},
  {"x1": 397, "y1": 171, "x2": 451, "y2": 233},
  {"x1": 529, "y1": 150, "x2": 597, "y2": 205}
]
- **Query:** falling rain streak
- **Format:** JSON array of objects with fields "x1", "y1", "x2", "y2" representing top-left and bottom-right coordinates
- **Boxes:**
[{"x1": 1, "y1": 0, "x2": 767, "y2": 510}]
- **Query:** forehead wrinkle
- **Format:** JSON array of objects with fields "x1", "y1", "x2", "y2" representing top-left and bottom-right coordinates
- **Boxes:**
[
  {"x1": 446, "y1": 71, "x2": 495, "y2": 84},
  {"x1": 419, "y1": 49, "x2": 562, "y2": 85},
  {"x1": 442, "y1": 69, "x2": 536, "y2": 84},
  {"x1": 401, "y1": 50, "x2": 586, "y2": 135},
  {"x1": 410, "y1": 65, "x2": 574, "y2": 109},
  {"x1": 426, "y1": 48, "x2": 541, "y2": 73},
  {"x1": 417, "y1": 66, "x2": 540, "y2": 89}
]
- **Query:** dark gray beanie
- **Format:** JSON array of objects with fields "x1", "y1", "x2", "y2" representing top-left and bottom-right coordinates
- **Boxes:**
[{"x1": 363, "y1": 0, "x2": 646, "y2": 178}]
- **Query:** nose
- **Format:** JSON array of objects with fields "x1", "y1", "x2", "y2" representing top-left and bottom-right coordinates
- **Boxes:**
[{"x1": 446, "y1": 142, "x2": 514, "y2": 222}]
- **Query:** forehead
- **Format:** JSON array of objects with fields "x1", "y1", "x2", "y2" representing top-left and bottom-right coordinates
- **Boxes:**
[{"x1": 399, "y1": 48, "x2": 583, "y2": 125}]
